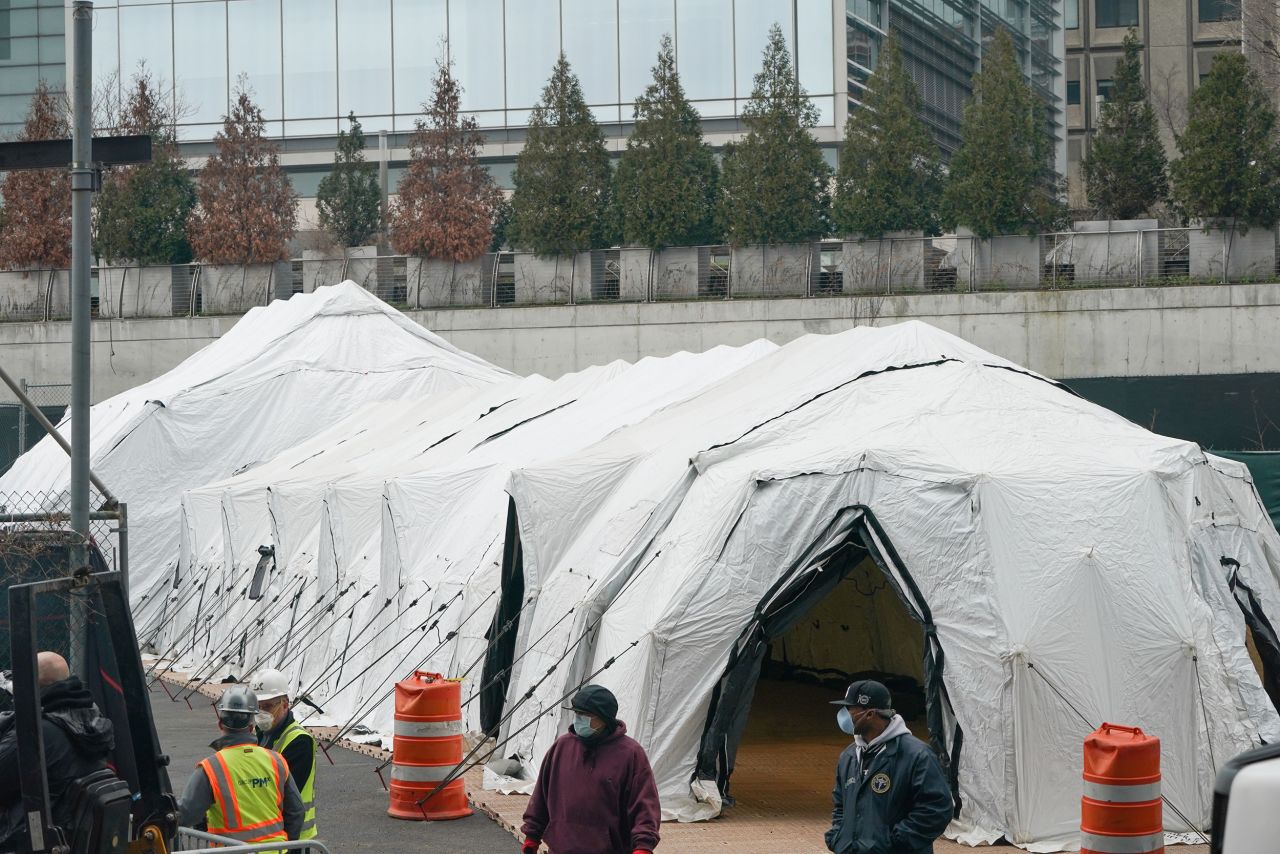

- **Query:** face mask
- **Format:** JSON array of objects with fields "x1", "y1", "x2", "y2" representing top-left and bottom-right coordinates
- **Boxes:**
[
  {"x1": 837, "y1": 707, "x2": 855, "y2": 736},
  {"x1": 255, "y1": 711, "x2": 274, "y2": 731},
  {"x1": 572, "y1": 713, "x2": 597, "y2": 739}
]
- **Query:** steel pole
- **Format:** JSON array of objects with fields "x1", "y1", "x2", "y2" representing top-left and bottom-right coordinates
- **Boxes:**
[{"x1": 69, "y1": 0, "x2": 95, "y2": 677}]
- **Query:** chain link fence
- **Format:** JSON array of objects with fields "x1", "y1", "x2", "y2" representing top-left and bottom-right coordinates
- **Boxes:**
[
  {"x1": 0, "y1": 380, "x2": 70, "y2": 476},
  {"x1": 0, "y1": 489, "x2": 125, "y2": 676},
  {"x1": 1, "y1": 226, "x2": 1278, "y2": 321}
]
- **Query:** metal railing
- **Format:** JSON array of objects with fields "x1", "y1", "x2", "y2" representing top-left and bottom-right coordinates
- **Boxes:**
[
  {"x1": 175, "y1": 828, "x2": 331, "y2": 852},
  {"x1": 0, "y1": 226, "x2": 1278, "y2": 322}
]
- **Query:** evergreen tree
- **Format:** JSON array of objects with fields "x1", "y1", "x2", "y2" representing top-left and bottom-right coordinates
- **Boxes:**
[
  {"x1": 188, "y1": 86, "x2": 297, "y2": 264},
  {"x1": 94, "y1": 70, "x2": 198, "y2": 265},
  {"x1": 941, "y1": 29, "x2": 1061, "y2": 237},
  {"x1": 1170, "y1": 51, "x2": 1280, "y2": 230},
  {"x1": 316, "y1": 113, "x2": 382, "y2": 250},
  {"x1": 718, "y1": 24, "x2": 831, "y2": 244},
  {"x1": 0, "y1": 83, "x2": 70, "y2": 270},
  {"x1": 390, "y1": 58, "x2": 501, "y2": 260},
  {"x1": 612, "y1": 35, "x2": 719, "y2": 249},
  {"x1": 832, "y1": 37, "x2": 941, "y2": 237},
  {"x1": 1081, "y1": 30, "x2": 1168, "y2": 220},
  {"x1": 509, "y1": 54, "x2": 612, "y2": 256},
  {"x1": 489, "y1": 195, "x2": 513, "y2": 252}
]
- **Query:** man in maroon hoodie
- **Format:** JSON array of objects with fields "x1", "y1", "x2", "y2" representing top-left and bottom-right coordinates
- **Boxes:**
[{"x1": 520, "y1": 684, "x2": 661, "y2": 854}]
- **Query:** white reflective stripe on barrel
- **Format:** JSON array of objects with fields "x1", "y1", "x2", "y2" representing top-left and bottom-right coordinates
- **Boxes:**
[
  {"x1": 1081, "y1": 831, "x2": 1165, "y2": 853},
  {"x1": 391, "y1": 763, "x2": 455, "y2": 783},
  {"x1": 1082, "y1": 780, "x2": 1162, "y2": 803},
  {"x1": 394, "y1": 719, "x2": 464, "y2": 738}
]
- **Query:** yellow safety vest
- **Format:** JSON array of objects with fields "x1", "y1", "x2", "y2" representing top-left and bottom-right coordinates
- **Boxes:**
[
  {"x1": 199, "y1": 744, "x2": 289, "y2": 847},
  {"x1": 272, "y1": 720, "x2": 317, "y2": 840}
]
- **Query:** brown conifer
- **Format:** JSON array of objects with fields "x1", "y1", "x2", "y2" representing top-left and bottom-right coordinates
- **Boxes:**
[
  {"x1": 0, "y1": 83, "x2": 71, "y2": 270},
  {"x1": 188, "y1": 89, "x2": 296, "y2": 264},
  {"x1": 389, "y1": 58, "x2": 500, "y2": 261}
]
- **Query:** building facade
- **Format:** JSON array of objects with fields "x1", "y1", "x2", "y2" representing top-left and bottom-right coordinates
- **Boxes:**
[
  {"x1": 1064, "y1": 0, "x2": 1242, "y2": 210},
  {"x1": 0, "y1": 0, "x2": 68, "y2": 139},
  {"x1": 3, "y1": 0, "x2": 1067, "y2": 238}
]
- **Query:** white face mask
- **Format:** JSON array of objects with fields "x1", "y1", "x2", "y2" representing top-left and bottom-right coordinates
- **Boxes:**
[
  {"x1": 255, "y1": 710, "x2": 274, "y2": 731},
  {"x1": 572, "y1": 713, "x2": 597, "y2": 739}
]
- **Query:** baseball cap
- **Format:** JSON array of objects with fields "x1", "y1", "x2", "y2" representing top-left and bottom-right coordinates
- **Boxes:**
[
  {"x1": 830, "y1": 679, "x2": 893, "y2": 710},
  {"x1": 564, "y1": 684, "x2": 619, "y2": 723}
]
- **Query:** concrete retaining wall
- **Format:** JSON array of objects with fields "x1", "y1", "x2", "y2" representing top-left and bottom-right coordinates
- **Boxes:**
[
  {"x1": 0, "y1": 271, "x2": 49, "y2": 320},
  {"x1": 411, "y1": 257, "x2": 489, "y2": 308},
  {"x1": 99, "y1": 266, "x2": 175, "y2": 318},
  {"x1": 1190, "y1": 224, "x2": 1277, "y2": 281},
  {"x1": 6, "y1": 283, "x2": 1280, "y2": 405}
]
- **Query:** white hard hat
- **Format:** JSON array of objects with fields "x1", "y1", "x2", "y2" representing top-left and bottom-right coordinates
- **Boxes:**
[{"x1": 250, "y1": 668, "x2": 290, "y2": 702}]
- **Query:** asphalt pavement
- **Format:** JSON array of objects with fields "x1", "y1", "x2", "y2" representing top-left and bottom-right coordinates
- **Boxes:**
[{"x1": 148, "y1": 683, "x2": 516, "y2": 852}]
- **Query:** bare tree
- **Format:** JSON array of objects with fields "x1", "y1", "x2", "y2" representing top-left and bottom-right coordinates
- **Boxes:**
[
  {"x1": 1148, "y1": 61, "x2": 1188, "y2": 141},
  {"x1": 1238, "y1": 0, "x2": 1280, "y2": 90}
]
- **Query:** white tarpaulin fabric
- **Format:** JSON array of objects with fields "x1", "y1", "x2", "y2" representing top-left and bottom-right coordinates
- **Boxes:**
[
  {"x1": 491, "y1": 320, "x2": 1280, "y2": 850},
  {"x1": 0, "y1": 282, "x2": 509, "y2": 608},
  {"x1": 152, "y1": 341, "x2": 777, "y2": 742}
]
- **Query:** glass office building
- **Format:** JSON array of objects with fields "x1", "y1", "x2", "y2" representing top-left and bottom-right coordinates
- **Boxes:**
[
  {"x1": 851, "y1": 0, "x2": 1063, "y2": 163},
  {"x1": 0, "y1": 0, "x2": 68, "y2": 140},
  {"x1": 1, "y1": 0, "x2": 1063, "y2": 196}
]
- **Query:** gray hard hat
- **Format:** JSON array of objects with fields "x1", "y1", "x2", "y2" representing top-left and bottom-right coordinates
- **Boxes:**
[{"x1": 215, "y1": 684, "x2": 259, "y2": 731}]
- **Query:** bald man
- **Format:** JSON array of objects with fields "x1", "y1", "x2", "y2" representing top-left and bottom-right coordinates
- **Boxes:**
[{"x1": 0, "y1": 652, "x2": 115, "y2": 849}]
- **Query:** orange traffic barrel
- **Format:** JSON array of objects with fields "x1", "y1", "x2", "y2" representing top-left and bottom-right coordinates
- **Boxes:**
[
  {"x1": 388, "y1": 671, "x2": 473, "y2": 821},
  {"x1": 1082, "y1": 723, "x2": 1163, "y2": 854}
]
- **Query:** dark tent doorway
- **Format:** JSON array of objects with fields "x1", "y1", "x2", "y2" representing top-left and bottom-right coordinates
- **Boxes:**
[{"x1": 694, "y1": 506, "x2": 961, "y2": 820}]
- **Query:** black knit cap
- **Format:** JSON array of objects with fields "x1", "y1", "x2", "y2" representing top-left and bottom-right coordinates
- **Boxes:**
[
  {"x1": 567, "y1": 684, "x2": 619, "y2": 723},
  {"x1": 830, "y1": 679, "x2": 893, "y2": 710}
]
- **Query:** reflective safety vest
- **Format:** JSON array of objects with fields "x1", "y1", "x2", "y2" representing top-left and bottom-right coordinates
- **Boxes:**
[
  {"x1": 271, "y1": 721, "x2": 317, "y2": 840},
  {"x1": 199, "y1": 744, "x2": 289, "y2": 846}
]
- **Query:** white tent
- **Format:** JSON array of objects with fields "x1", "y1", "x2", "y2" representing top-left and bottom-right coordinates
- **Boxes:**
[
  {"x1": 487, "y1": 320, "x2": 1280, "y2": 850},
  {"x1": 0, "y1": 282, "x2": 509, "y2": 608},
  {"x1": 155, "y1": 341, "x2": 777, "y2": 739}
]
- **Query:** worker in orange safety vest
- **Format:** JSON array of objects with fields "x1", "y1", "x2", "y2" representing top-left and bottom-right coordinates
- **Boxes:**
[{"x1": 178, "y1": 684, "x2": 305, "y2": 846}]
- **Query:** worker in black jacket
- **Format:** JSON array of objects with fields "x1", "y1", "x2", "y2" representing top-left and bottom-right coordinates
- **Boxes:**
[
  {"x1": 825, "y1": 680, "x2": 952, "y2": 854},
  {"x1": 0, "y1": 652, "x2": 115, "y2": 851}
]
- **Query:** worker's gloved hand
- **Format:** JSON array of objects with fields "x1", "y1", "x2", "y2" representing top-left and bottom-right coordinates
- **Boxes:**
[
  {"x1": 521, "y1": 838, "x2": 539, "y2": 854},
  {"x1": 631, "y1": 850, "x2": 653, "y2": 854}
]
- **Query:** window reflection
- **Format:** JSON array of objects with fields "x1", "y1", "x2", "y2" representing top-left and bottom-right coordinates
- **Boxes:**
[
  {"x1": 618, "y1": 0, "x2": 673, "y2": 108},
  {"x1": 563, "y1": 0, "x2": 618, "y2": 105},
  {"x1": 339, "y1": 0, "x2": 392, "y2": 117},
  {"x1": 283, "y1": 0, "x2": 336, "y2": 122},
  {"x1": 175, "y1": 3, "x2": 227, "y2": 125},
  {"x1": 228, "y1": 0, "x2": 283, "y2": 120},
  {"x1": 450, "y1": 0, "x2": 504, "y2": 112},
  {"x1": 798, "y1": 0, "x2": 835, "y2": 97},
  {"x1": 678, "y1": 0, "x2": 733, "y2": 101},
  {"x1": 505, "y1": 0, "x2": 559, "y2": 110},
  {"x1": 848, "y1": 0, "x2": 881, "y2": 27},
  {"x1": 91, "y1": 7, "x2": 119, "y2": 101},
  {"x1": 393, "y1": 0, "x2": 447, "y2": 115},
  {"x1": 119, "y1": 3, "x2": 172, "y2": 92},
  {"x1": 735, "y1": 0, "x2": 793, "y2": 98}
]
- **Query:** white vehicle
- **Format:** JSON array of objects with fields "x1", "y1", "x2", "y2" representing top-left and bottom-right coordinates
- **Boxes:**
[{"x1": 1212, "y1": 742, "x2": 1280, "y2": 853}]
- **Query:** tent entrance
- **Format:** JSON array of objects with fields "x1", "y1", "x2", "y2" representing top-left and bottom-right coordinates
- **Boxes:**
[{"x1": 695, "y1": 506, "x2": 960, "y2": 815}]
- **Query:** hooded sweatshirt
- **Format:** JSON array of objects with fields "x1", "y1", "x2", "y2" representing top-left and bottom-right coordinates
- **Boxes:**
[
  {"x1": 0, "y1": 677, "x2": 115, "y2": 845},
  {"x1": 521, "y1": 720, "x2": 661, "y2": 854},
  {"x1": 825, "y1": 714, "x2": 952, "y2": 854}
]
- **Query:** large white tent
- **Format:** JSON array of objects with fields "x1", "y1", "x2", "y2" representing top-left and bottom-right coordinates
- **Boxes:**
[
  {"x1": 152, "y1": 340, "x2": 777, "y2": 738},
  {"x1": 484, "y1": 321, "x2": 1280, "y2": 850},
  {"x1": 0, "y1": 282, "x2": 509, "y2": 608}
]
